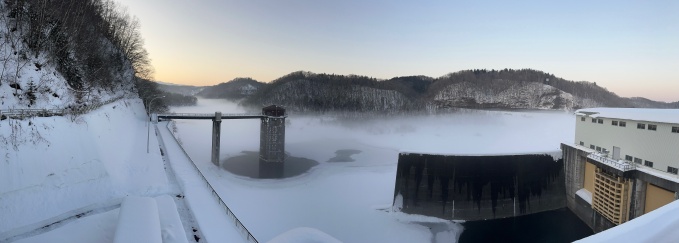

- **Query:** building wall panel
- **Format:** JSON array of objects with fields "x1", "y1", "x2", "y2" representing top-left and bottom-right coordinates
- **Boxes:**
[
  {"x1": 584, "y1": 161, "x2": 596, "y2": 193},
  {"x1": 574, "y1": 115, "x2": 679, "y2": 174},
  {"x1": 644, "y1": 183, "x2": 675, "y2": 214}
]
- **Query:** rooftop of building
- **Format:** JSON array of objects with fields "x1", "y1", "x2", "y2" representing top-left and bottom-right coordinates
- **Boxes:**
[{"x1": 575, "y1": 108, "x2": 679, "y2": 125}]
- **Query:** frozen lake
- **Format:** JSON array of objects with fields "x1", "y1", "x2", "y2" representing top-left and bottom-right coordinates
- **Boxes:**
[{"x1": 169, "y1": 98, "x2": 576, "y2": 242}]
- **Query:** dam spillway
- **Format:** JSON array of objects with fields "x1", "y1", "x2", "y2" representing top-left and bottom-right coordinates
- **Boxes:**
[{"x1": 393, "y1": 152, "x2": 566, "y2": 221}]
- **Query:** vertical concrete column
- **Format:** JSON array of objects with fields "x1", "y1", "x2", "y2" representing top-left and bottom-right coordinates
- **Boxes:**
[
  {"x1": 259, "y1": 106, "x2": 286, "y2": 163},
  {"x1": 211, "y1": 112, "x2": 222, "y2": 166},
  {"x1": 561, "y1": 144, "x2": 586, "y2": 209},
  {"x1": 259, "y1": 106, "x2": 286, "y2": 178},
  {"x1": 629, "y1": 178, "x2": 647, "y2": 219}
]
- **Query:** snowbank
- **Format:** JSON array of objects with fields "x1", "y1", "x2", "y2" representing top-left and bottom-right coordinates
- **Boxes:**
[
  {"x1": 13, "y1": 195, "x2": 188, "y2": 243},
  {"x1": 13, "y1": 208, "x2": 120, "y2": 243},
  {"x1": 155, "y1": 195, "x2": 189, "y2": 243},
  {"x1": 0, "y1": 98, "x2": 168, "y2": 234},
  {"x1": 113, "y1": 196, "x2": 162, "y2": 243},
  {"x1": 576, "y1": 200, "x2": 679, "y2": 242},
  {"x1": 576, "y1": 189, "x2": 592, "y2": 205},
  {"x1": 268, "y1": 227, "x2": 342, "y2": 243}
]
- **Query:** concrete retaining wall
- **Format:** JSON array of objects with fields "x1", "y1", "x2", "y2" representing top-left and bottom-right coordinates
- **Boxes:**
[{"x1": 393, "y1": 152, "x2": 566, "y2": 221}]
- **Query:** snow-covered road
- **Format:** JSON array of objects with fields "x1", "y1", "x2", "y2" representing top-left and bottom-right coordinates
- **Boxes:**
[{"x1": 156, "y1": 121, "x2": 251, "y2": 242}]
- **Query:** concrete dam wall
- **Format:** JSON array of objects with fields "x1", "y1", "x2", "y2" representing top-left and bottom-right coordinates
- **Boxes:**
[{"x1": 393, "y1": 152, "x2": 566, "y2": 221}]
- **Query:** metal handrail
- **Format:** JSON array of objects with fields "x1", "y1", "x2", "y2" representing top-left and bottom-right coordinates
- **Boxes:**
[
  {"x1": 0, "y1": 109, "x2": 64, "y2": 118},
  {"x1": 1, "y1": 96, "x2": 127, "y2": 119},
  {"x1": 587, "y1": 153, "x2": 636, "y2": 172},
  {"x1": 158, "y1": 113, "x2": 263, "y2": 117},
  {"x1": 161, "y1": 122, "x2": 259, "y2": 243}
]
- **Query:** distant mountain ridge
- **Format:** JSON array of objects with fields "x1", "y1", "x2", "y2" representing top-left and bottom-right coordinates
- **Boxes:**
[
  {"x1": 192, "y1": 69, "x2": 678, "y2": 112},
  {"x1": 155, "y1": 82, "x2": 204, "y2": 96},
  {"x1": 197, "y1": 78, "x2": 265, "y2": 100}
]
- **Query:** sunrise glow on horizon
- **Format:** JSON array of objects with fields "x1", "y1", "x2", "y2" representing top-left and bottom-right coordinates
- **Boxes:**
[{"x1": 116, "y1": 0, "x2": 678, "y2": 102}]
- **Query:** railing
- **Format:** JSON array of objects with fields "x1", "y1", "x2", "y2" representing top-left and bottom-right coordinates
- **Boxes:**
[
  {"x1": 158, "y1": 113, "x2": 263, "y2": 118},
  {"x1": 587, "y1": 153, "x2": 636, "y2": 172},
  {"x1": 1, "y1": 95, "x2": 127, "y2": 119},
  {"x1": 0, "y1": 109, "x2": 64, "y2": 118},
  {"x1": 161, "y1": 122, "x2": 259, "y2": 243}
]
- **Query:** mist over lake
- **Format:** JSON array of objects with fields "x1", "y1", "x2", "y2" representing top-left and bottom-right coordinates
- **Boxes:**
[{"x1": 166, "y1": 98, "x2": 577, "y2": 242}]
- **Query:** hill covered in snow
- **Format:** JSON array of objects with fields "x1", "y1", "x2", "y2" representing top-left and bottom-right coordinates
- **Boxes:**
[
  {"x1": 0, "y1": 1, "x2": 177, "y2": 239},
  {"x1": 0, "y1": 98, "x2": 169, "y2": 236},
  {"x1": 216, "y1": 69, "x2": 677, "y2": 113},
  {"x1": 196, "y1": 77, "x2": 264, "y2": 100},
  {"x1": 0, "y1": 0, "x2": 162, "y2": 114}
]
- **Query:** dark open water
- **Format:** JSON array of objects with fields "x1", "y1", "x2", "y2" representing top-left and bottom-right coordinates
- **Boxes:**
[{"x1": 459, "y1": 208, "x2": 593, "y2": 243}]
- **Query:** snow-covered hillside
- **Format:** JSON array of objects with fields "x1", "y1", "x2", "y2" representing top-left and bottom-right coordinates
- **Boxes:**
[
  {"x1": 432, "y1": 80, "x2": 601, "y2": 110},
  {"x1": 0, "y1": 42, "x2": 134, "y2": 111},
  {"x1": 196, "y1": 77, "x2": 263, "y2": 100},
  {"x1": 0, "y1": 99, "x2": 169, "y2": 238},
  {"x1": 0, "y1": 1, "x2": 136, "y2": 112},
  {"x1": 257, "y1": 79, "x2": 412, "y2": 112}
]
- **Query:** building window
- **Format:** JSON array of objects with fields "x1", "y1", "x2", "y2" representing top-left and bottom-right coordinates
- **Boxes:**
[
  {"x1": 648, "y1": 124, "x2": 657, "y2": 131},
  {"x1": 598, "y1": 119, "x2": 603, "y2": 124},
  {"x1": 634, "y1": 158, "x2": 642, "y2": 164},
  {"x1": 592, "y1": 118, "x2": 597, "y2": 123},
  {"x1": 590, "y1": 145, "x2": 595, "y2": 150},
  {"x1": 637, "y1": 123, "x2": 646, "y2": 129},
  {"x1": 625, "y1": 155, "x2": 633, "y2": 161},
  {"x1": 620, "y1": 121, "x2": 626, "y2": 127},
  {"x1": 644, "y1": 160, "x2": 654, "y2": 167},
  {"x1": 579, "y1": 141, "x2": 584, "y2": 146},
  {"x1": 596, "y1": 146, "x2": 602, "y2": 152},
  {"x1": 612, "y1": 121, "x2": 618, "y2": 126},
  {"x1": 581, "y1": 117, "x2": 586, "y2": 122},
  {"x1": 668, "y1": 167, "x2": 678, "y2": 175},
  {"x1": 673, "y1": 127, "x2": 679, "y2": 133}
]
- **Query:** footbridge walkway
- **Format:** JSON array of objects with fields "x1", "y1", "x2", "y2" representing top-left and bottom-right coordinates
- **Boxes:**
[
  {"x1": 156, "y1": 113, "x2": 264, "y2": 120},
  {"x1": 153, "y1": 105, "x2": 286, "y2": 169}
]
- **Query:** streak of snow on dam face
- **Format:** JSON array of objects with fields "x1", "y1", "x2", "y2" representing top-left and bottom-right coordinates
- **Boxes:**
[{"x1": 394, "y1": 152, "x2": 566, "y2": 221}]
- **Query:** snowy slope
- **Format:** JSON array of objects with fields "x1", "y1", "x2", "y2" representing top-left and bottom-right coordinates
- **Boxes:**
[
  {"x1": 0, "y1": 40, "x2": 132, "y2": 111},
  {"x1": 0, "y1": 98, "x2": 169, "y2": 236},
  {"x1": 257, "y1": 79, "x2": 412, "y2": 112},
  {"x1": 0, "y1": 7, "x2": 135, "y2": 111},
  {"x1": 432, "y1": 80, "x2": 601, "y2": 110}
]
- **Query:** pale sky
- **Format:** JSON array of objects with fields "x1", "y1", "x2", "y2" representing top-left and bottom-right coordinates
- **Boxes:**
[{"x1": 116, "y1": 0, "x2": 678, "y2": 102}]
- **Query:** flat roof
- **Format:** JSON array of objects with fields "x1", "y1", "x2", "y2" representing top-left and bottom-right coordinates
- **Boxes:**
[{"x1": 575, "y1": 108, "x2": 679, "y2": 125}]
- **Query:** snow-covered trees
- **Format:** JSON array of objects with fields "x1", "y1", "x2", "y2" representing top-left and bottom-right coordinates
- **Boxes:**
[
  {"x1": 237, "y1": 69, "x2": 669, "y2": 113},
  {"x1": 1, "y1": 0, "x2": 151, "y2": 94},
  {"x1": 242, "y1": 72, "x2": 419, "y2": 113}
]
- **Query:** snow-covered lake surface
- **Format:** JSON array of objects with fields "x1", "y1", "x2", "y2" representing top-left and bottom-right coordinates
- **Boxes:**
[{"x1": 168, "y1": 99, "x2": 576, "y2": 242}]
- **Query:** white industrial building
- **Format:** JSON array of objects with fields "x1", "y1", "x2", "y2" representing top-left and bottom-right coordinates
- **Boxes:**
[
  {"x1": 562, "y1": 108, "x2": 679, "y2": 232},
  {"x1": 575, "y1": 108, "x2": 679, "y2": 174}
]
